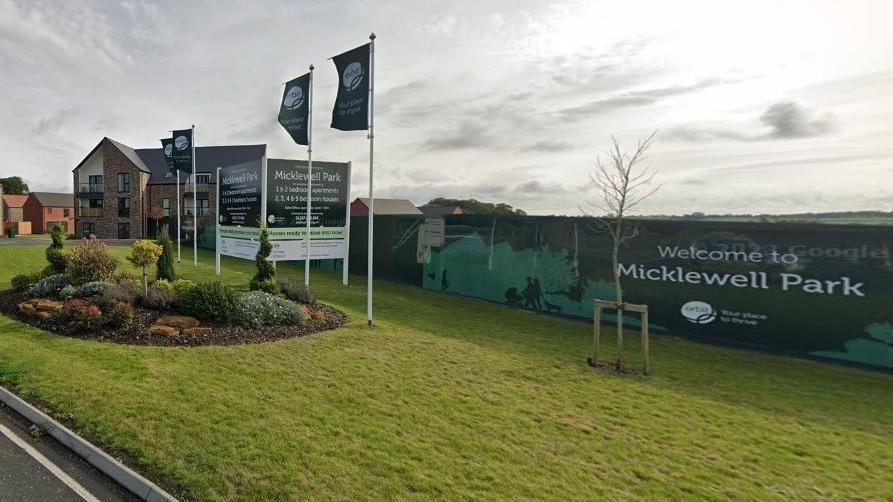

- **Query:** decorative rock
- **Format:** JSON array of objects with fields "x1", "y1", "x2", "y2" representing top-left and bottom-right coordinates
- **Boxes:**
[
  {"x1": 19, "y1": 303, "x2": 36, "y2": 315},
  {"x1": 155, "y1": 316, "x2": 200, "y2": 330},
  {"x1": 148, "y1": 325, "x2": 180, "y2": 337},
  {"x1": 35, "y1": 300, "x2": 64, "y2": 312},
  {"x1": 183, "y1": 327, "x2": 212, "y2": 336},
  {"x1": 36, "y1": 311, "x2": 51, "y2": 320}
]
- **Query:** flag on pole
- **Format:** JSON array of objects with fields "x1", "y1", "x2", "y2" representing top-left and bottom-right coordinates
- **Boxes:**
[
  {"x1": 171, "y1": 129, "x2": 193, "y2": 173},
  {"x1": 160, "y1": 138, "x2": 176, "y2": 174},
  {"x1": 278, "y1": 72, "x2": 311, "y2": 145},
  {"x1": 330, "y1": 43, "x2": 371, "y2": 131}
]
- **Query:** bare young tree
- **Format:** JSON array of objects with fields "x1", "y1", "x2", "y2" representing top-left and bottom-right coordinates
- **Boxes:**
[{"x1": 582, "y1": 132, "x2": 660, "y2": 370}]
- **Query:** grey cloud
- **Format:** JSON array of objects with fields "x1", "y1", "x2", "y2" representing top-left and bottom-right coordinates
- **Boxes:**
[
  {"x1": 760, "y1": 101, "x2": 834, "y2": 139},
  {"x1": 665, "y1": 101, "x2": 836, "y2": 143},
  {"x1": 523, "y1": 140, "x2": 574, "y2": 152},
  {"x1": 422, "y1": 120, "x2": 493, "y2": 150},
  {"x1": 558, "y1": 78, "x2": 729, "y2": 119}
]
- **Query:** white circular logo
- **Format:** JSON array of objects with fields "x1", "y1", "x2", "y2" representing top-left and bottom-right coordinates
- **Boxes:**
[
  {"x1": 267, "y1": 214, "x2": 275, "y2": 224},
  {"x1": 174, "y1": 135, "x2": 189, "y2": 151},
  {"x1": 283, "y1": 86, "x2": 304, "y2": 110},
  {"x1": 681, "y1": 301, "x2": 716, "y2": 324},
  {"x1": 219, "y1": 214, "x2": 224, "y2": 223},
  {"x1": 342, "y1": 62, "x2": 364, "y2": 91},
  {"x1": 164, "y1": 143, "x2": 173, "y2": 157}
]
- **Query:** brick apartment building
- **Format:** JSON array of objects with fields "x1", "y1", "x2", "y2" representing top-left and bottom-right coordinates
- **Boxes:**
[{"x1": 72, "y1": 137, "x2": 265, "y2": 240}]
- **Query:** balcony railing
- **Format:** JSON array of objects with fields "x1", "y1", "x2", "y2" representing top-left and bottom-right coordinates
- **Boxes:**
[
  {"x1": 78, "y1": 183, "x2": 104, "y2": 193},
  {"x1": 184, "y1": 183, "x2": 210, "y2": 193},
  {"x1": 78, "y1": 207, "x2": 103, "y2": 217}
]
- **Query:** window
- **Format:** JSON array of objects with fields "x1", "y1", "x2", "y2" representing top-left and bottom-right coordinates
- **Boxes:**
[
  {"x1": 89, "y1": 198, "x2": 103, "y2": 208},
  {"x1": 185, "y1": 199, "x2": 210, "y2": 216},
  {"x1": 81, "y1": 222, "x2": 95, "y2": 236},
  {"x1": 118, "y1": 198, "x2": 130, "y2": 217},
  {"x1": 117, "y1": 172, "x2": 130, "y2": 193},
  {"x1": 87, "y1": 175, "x2": 103, "y2": 192},
  {"x1": 63, "y1": 208, "x2": 70, "y2": 217},
  {"x1": 161, "y1": 198, "x2": 170, "y2": 217},
  {"x1": 194, "y1": 174, "x2": 211, "y2": 184},
  {"x1": 117, "y1": 223, "x2": 130, "y2": 239}
]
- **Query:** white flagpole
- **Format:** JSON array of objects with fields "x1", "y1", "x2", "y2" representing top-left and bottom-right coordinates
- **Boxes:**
[
  {"x1": 215, "y1": 166, "x2": 221, "y2": 275},
  {"x1": 192, "y1": 124, "x2": 197, "y2": 267},
  {"x1": 304, "y1": 65, "x2": 314, "y2": 287},
  {"x1": 366, "y1": 32, "x2": 376, "y2": 327},
  {"x1": 342, "y1": 161, "x2": 351, "y2": 286},
  {"x1": 176, "y1": 169, "x2": 181, "y2": 262}
]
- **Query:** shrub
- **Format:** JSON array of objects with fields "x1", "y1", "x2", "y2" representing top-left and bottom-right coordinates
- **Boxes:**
[
  {"x1": 27, "y1": 274, "x2": 69, "y2": 297},
  {"x1": 96, "y1": 284, "x2": 136, "y2": 309},
  {"x1": 10, "y1": 273, "x2": 39, "y2": 291},
  {"x1": 127, "y1": 240, "x2": 163, "y2": 293},
  {"x1": 278, "y1": 278, "x2": 316, "y2": 305},
  {"x1": 75, "y1": 281, "x2": 115, "y2": 299},
  {"x1": 234, "y1": 291, "x2": 304, "y2": 327},
  {"x1": 110, "y1": 271, "x2": 139, "y2": 292},
  {"x1": 156, "y1": 234, "x2": 176, "y2": 282},
  {"x1": 250, "y1": 226, "x2": 277, "y2": 293},
  {"x1": 45, "y1": 224, "x2": 67, "y2": 274},
  {"x1": 136, "y1": 286, "x2": 177, "y2": 310},
  {"x1": 106, "y1": 302, "x2": 134, "y2": 329},
  {"x1": 171, "y1": 279, "x2": 195, "y2": 296},
  {"x1": 154, "y1": 279, "x2": 173, "y2": 291},
  {"x1": 67, "y1": 299, "x2": 103, "y2": 331},
  {"x1": 179, "y1": 282, "x2": 239, "y2": 322},
  {"x1": 68, "y1": 238, "x2": 118, "y2": 285},
  {"x1": 59, "y1": 284, "x2": 76, "y2": 300}
]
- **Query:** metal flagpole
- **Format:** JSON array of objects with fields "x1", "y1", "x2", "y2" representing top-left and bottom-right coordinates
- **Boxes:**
[
  {"x1": 366, "y1": 32, "x2": 376, "y2": 327},
  {"x1": 176, "y1": 170, "x2": 181, "y2": 262},
  {"x1": 192, "y1": 124, "x2": 197, "y2": 267},
  {"x1": 215, "y1": 166, "x2": 221, "y2": 275},
  {"x1": 342, "y1": 161, "x2": 351, "y2": 286},
  {"x1": 304, "y1": 65, "x2": 314, "y2": 287}
]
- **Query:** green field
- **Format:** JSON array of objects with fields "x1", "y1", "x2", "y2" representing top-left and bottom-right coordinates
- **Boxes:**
[{"x1": 0, "y1": 244, "x2": 891, "y2": 500}]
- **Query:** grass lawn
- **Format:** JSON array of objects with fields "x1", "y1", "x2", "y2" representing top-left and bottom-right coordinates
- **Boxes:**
[{"x1": 0, "y1": 244, "x2": 891, "y2": 500}]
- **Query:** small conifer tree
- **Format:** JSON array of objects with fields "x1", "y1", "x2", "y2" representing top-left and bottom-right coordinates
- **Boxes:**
[
  {"x1": 250, "y1": 224, "x2": 278, "y2": 294},
  {"x1": 45, "y1": 223, "x2": 67, "y2": 273}
]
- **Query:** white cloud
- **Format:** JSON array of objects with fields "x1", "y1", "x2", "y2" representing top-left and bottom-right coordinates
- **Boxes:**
[{"x1": 0, "y1": 0, "x2": 891, "y2": 215}]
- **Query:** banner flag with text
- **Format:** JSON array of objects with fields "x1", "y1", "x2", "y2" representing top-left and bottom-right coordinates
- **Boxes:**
[
  {"x1": 330, "y1": 43, "x2": 370, "y2": 131},
  {"x1": 278, "y1": 73, "x2": 311, "y2": 145},
  {"x1": 160, "y1": 138, "x2": 175, "y2": 174},
  {"x1": 171, "y1": 128, "x2": 193, "y2": 173}
]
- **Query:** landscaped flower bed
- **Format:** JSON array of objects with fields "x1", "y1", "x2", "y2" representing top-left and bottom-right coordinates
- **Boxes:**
[{"x1": 0, "y1": 236, "x2": 345, "y2": 346}]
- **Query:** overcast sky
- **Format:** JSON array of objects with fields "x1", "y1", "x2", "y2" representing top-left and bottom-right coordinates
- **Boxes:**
[{"x1": 1, "y1": 0, "x2": 891, "y2": 215}]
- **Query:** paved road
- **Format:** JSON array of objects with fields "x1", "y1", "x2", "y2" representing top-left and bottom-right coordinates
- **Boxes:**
[{"x1": 0, "y1": 402, "x2": 139, "y2": 502}]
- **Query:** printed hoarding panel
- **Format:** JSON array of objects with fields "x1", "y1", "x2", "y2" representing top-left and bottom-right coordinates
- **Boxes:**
[
  {"x1": 404, "y1": 216, "x2": 893, "y2": 370},
  {"x1": 218, "y1": 159, "x2": 263, "y2": 259},
  {"x1": 265, "y1": 158, "x2": 350, "y2": 260}
]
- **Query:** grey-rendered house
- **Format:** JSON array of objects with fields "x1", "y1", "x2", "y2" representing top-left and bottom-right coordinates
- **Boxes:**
[{"x1": 72, "y1": 137, "x2": 265, "y2": 240}]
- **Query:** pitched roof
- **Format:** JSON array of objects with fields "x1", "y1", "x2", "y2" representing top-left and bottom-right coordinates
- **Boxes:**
[
  {"x1": 420, "y1": 206, "x2": 463, "y2": 217},
  {"x1": 135, "y1": 144, "x2": 267, "y2": 184},
  {"x1": 29, "y1": 192, "x2": 74, "y2": 207},
  {"x1": 108, "y1": 138, "x2": 151, "y2": 174},
  {"x1": 2, "y1": 194, "x2": 28, "y2": 208},
  {"x1": 355, "y1": 198, "x2": 422, "y2": 215}
]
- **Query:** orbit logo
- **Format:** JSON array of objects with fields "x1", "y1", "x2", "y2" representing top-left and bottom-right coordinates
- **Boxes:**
[
  {"x1": 174, "y1": 135, "x2": 189, "y2": 151},
  {"x1": 163, "y1": 143, "x2": 173, "y2": 158},
  {"x1": 342, "y1": 62, "x2": 364, "y2": 91},
  {"x1": 680, "y1": 301, "x2": 716, "y2": 324},
  {"x1": 267, "y1": 214, "x2": 276, "y2": 224},
  {"x1": 283, "y1": 85, "x2": 304, "y2": 110}
]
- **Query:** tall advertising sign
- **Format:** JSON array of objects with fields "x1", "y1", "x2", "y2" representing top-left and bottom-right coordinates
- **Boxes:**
[
  {"x1": 218, "y1": 159, "x2": 263, "y2": 260},
  {"x1": 265, "y1": 159, "x2": 350, "y2": 261}
]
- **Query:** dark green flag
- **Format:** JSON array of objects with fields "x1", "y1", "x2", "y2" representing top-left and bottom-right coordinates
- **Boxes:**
[
  {"x1": 160, "y1": 138, "x2": 175, "y2": 174},
  {"x1": 171, "y1": 129, "x2": 193, "y2": 173},
  {"x1": 330, "y1": 43, "x2": 370, "y2": 131},
  {"x1": 278, "y1": 73, "x2": 311, "y2": 145}
]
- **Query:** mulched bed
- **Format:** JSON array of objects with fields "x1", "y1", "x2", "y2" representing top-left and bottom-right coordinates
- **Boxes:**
[{"x1": 0, "y1": 290, "x2": 346, "y2": 347}]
